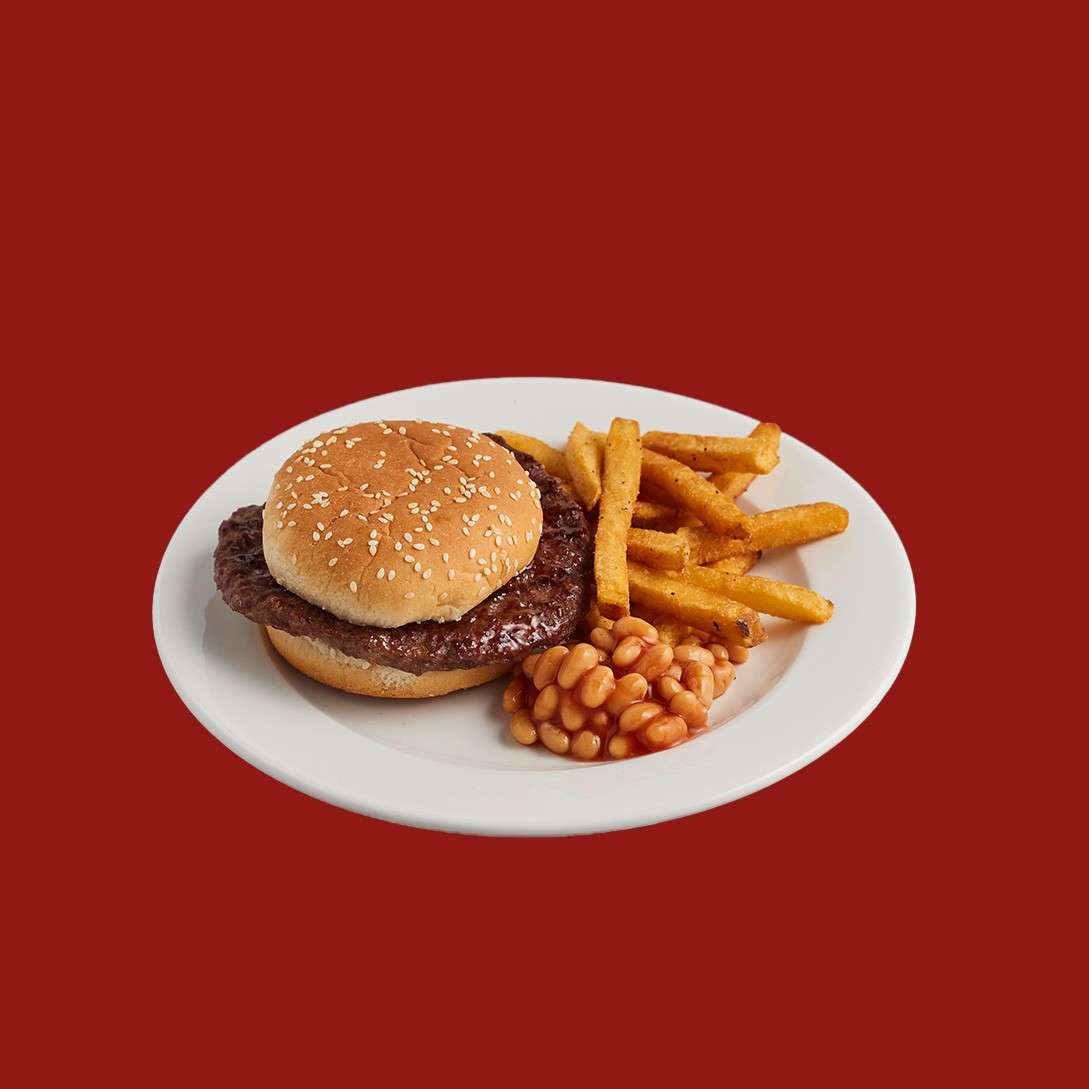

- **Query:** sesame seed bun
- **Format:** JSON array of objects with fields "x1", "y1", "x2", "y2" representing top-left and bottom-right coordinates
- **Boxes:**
[
  {"x1": 266, "y1": 627, "x2": 508, "y2": 698},
  {"x1": 262, "y1": 421, "x2": 543, "y2": 628}
]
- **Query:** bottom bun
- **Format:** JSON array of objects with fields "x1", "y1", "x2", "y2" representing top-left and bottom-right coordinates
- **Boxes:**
[{"x1": 265, "y1": 626, "x2": 508, "y2": 699}]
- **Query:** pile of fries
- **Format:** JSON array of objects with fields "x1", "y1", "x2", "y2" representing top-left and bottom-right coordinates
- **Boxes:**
[{"x1": 497, "y1": 420, "x2": 848, "y2": 648}]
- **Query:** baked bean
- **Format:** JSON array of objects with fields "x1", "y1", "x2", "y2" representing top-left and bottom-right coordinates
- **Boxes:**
[
  {"x1": 706, "y1": 643, "x2": 730, "y2": 662},
  {"x1": 710, "y1": 660, "x2": 735, "y2": 698},
  {"x1": 605, "y1": 672, "x2": 649, "y2": 716},
  {"x1": 521, "y1": 651, "x2": 543, "y2": 680},
  {"x1": 612, "y1": 616, "x2": 659, "y2": 642},
  {"x1": 539, "y1": 722, "x2": 570, "y2": 754},
  {"x1": 558, "y1": 689, "x2": 589, "y2": 731},
  {"x1": 682, "y1": 661, "x2": 714, "y2": 708},
  {"x1": 571, "y1": 729, "x2": 602, "y2": 761},
  {"x1": 672, "y1": 644, "x2": 714, "y2": 666},
  {"x1": 577, "y1": 665, "x2": 616, "y2": 708},
  {"x1": 639, "y1": 713, "x2": 688, "y2": 750},
  {"x1": 657, "y1": 675, "x2": 683, "y2": 701},
  {"x1": 727, "y1": 644, "x2": 749, "y2": 664},
  {"x1": 632, "y1": 642, "x2": 674, "y2": 681},
  {"x1": 532, "y1": 645, "x2": 569, "y2": 689},
  {"x1": 502, "y1": 675, "x2": 528, "y2": 713},
  {"x1": 532, "y1": 683, "x2": 561, "y2": 722},
  {"x1": 612, "y1": 635, "x2": 645, "y2": 669},
  {"x1": 597, "y1": 648, "x2": 609, "y2": 663},
  {"x1": 588, "y1": 709, "x2": 611, "y2": 734},
  {"x1": 618, "y1": 700, "x2": 666, "y2": 735},
  {"x1": 590, "y1": 626, "x2": 617, "y2": 654},
  {"x1": 679, "y1": 634, "x2": 703, "y2": 646},
  {"x1": 510, "y1": 710, "x2": 538, "y2": 746},
  {"x1": 664, "y1": 662, "x2": 683, "y2": 680},
  {"x1": 669, "y1": 689, "x2": 708, "y2": 731},
  {"x1": 608, "y1": 734, "x2": 637, "y2": 759},
  {"x1": 557, "y1": 643, "x2": 599, "y2": 689}
]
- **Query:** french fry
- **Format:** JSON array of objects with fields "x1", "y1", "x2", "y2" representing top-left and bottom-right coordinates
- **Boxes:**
[
  {"x1": 707, "y1": 552, "x2": 761, "y2": 575},
  {"x1": 626, "y1": 528, "x2": 690, "y2": 571},
  {"x1": 710, "y1": 423, "x2": 781, "y2": 500},
  {"x1": 564, "y1": 421, "x2": 604, "y2": 509},
  {"x1": 627, "y1": 562, "x2": 765, "y2": 647},
  {"x1": 748, "y1": 503, "x2": 848, "y2": 550},
  {"x1": 680, "y1": 503, "x2": 848, "y2": 561},
  {"x1": 637, "y1": 478, "x2": 675, "y2": 506},
  {"x1": 677, "y1": 565, "x2": 834, "y2": 624},
  {"x1": 631, "y1": 499, "x2": 679, "y2": 529},
  {"x1": 679, "y1": 526, "x2": 752, "y2": 563},
  {"x1": 642, "y1": 430, "x2": 780, "y2": 474},
  {"x1": 594, "y1": 418, "x2": 642, "y2": 619},
  {"x1": 651, "y1": 615, "x2": 691, "y2": 647},
  {"x1": 641, "y1": 449, "x2": 753, "y2": 538},
  {"x1": 583, "y1": 600, "x2": 613, "y2": 632},
  {"x1": 494, "y1": 431, "x2": 570, "y2": 480}
]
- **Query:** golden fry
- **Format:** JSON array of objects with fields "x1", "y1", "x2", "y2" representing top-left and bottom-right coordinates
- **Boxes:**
[
  {"x1": 641, "y1": 449, "x2": 752, "y2": 538},
  {"x1": 710, "y1": 423, "x2": 781, "y2": 500},
  {"x1": 594, "y1": 418, "x2": 642, "y2": 619},
  {"x1": 494, "y1": 431, "x2": 570, "y2": 479},
  {"x1": 627, "y1": 562, "x2": 765, "y2": 647},
  {"x1": 564, "y1": 421, "x2": 604, "y2": 509},
  {"x1": 626, "y1": 528, "x2": 690, "y2": 571},
  {"x1": 748, "y1": 503, "x2": 848, "y2": 550},
  {"x1": 651, "y1": 615, "x2": 691, "y2": 647},
  {"x1": 707, "y1": 552, "x2": 761, "y2": 575},
  {"x1": 680, "y1": 503, "x2": 848, "y2": 561},
  {"x1": 642, "y1": 430, "x2": 780, "y2": 474},
  {"x1": 583, "y1": 600, "x2": 613, "y2": 633},
  {"x1": 631, "y1": 499, "x2": 679, "y2": 529},
  {"x1": 679, "y1": 565, "x2": 834, "y2": 624}
]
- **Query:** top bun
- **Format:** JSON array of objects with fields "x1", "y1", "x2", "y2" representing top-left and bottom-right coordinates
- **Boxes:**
[{"x1": 262, "y1": 421, "x2": 543, "y2": 627}]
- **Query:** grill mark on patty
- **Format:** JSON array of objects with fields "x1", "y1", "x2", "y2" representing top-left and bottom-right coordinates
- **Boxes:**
[{"x1": 213, "y1": 439, "x2": 592, "y2": 674}]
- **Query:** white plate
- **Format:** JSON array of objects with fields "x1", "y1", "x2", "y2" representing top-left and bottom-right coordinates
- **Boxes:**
[{"x1": 154, "y1": 378, "x2": 914, "y2": 835}]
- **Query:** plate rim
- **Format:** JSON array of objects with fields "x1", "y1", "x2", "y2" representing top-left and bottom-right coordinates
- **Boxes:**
[{"x1": 153, "y1": 377, "x2": 916, "y2": 835}]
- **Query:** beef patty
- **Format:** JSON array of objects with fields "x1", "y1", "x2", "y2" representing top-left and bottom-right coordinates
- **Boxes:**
[{"x1": 214, "y1": 439, "x2": 592, "y2": 674}]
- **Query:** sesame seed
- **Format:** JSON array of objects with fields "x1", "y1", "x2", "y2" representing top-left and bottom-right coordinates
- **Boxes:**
[
  {"x1": 422, "y1": 569, "x2": 432, "y2": 580},
  {"x1": 388, "y1": 570, "x2": 396, "y2": 581},
  {"x1": 317, "y1": 522, "x2": 325, "y2": 531},
  {"x1": 398, "y1": 427, "x2": 407, "y2": 434},
  {"x1": 469, "y1": 548, "x2": 476, "y2": 558},
  {"x1": 429, "y1": 538, "x2": 440, "y2": 546},
  {"x1": 312, "y1": 532, "x2": 320, "y2": 541},
  {"x1": 403, "y1": 554, "x2": 414, "y2": 563},
  {"x1": 287, "y1": 520, "x2": 296, "y2": 527},
  {"x1": 328, "y1": 558, "x2": 337, "y2": 567},
  {"x1": 324, "y1": 531, "x2": 332, "y2": 540},
  {"x1": 412, "y1": 543, "x2": 424, "y2": 551},
  {"x1": 414, "y1": 562, "x2": 422, "y2": 572},
  {"x1": 442, "y1": 553, "x2": 449, "y2": 563},
  {"x1": 404, "y1": 591, "x2": 415, "y2": 598},
  {"x1": 350, "y1": 581, "x2": 358, "y2": 593},
  {"x1": 394, "y1": 542, "x2": 402, "y2": 551},
  {"x1": 377, "y1": 567, "x2": 385, "y2": 578},
  {"x1": 448, "y1": 569, "x2": 455, "y2": 580},
  {"x1": 474, "y1": 573, "x2": 482, "y2": 582},
  {"x1": 462, "y1": 527, "x2": 470, "y2": 536}
]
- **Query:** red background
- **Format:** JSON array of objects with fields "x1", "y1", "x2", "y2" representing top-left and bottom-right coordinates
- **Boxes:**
[{"x1": 11, "y1": 2, "x2": 1079, "y2": 1083}]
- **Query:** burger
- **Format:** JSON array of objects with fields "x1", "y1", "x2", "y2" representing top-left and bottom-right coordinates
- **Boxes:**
[{"x1": 214, "y1": 420, "x2": 592, "y2": 697}]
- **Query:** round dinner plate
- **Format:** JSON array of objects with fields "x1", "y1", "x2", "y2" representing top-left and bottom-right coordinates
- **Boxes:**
[{"x1": 154, "y1": 378, "x2": 914, "y2": 835}]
